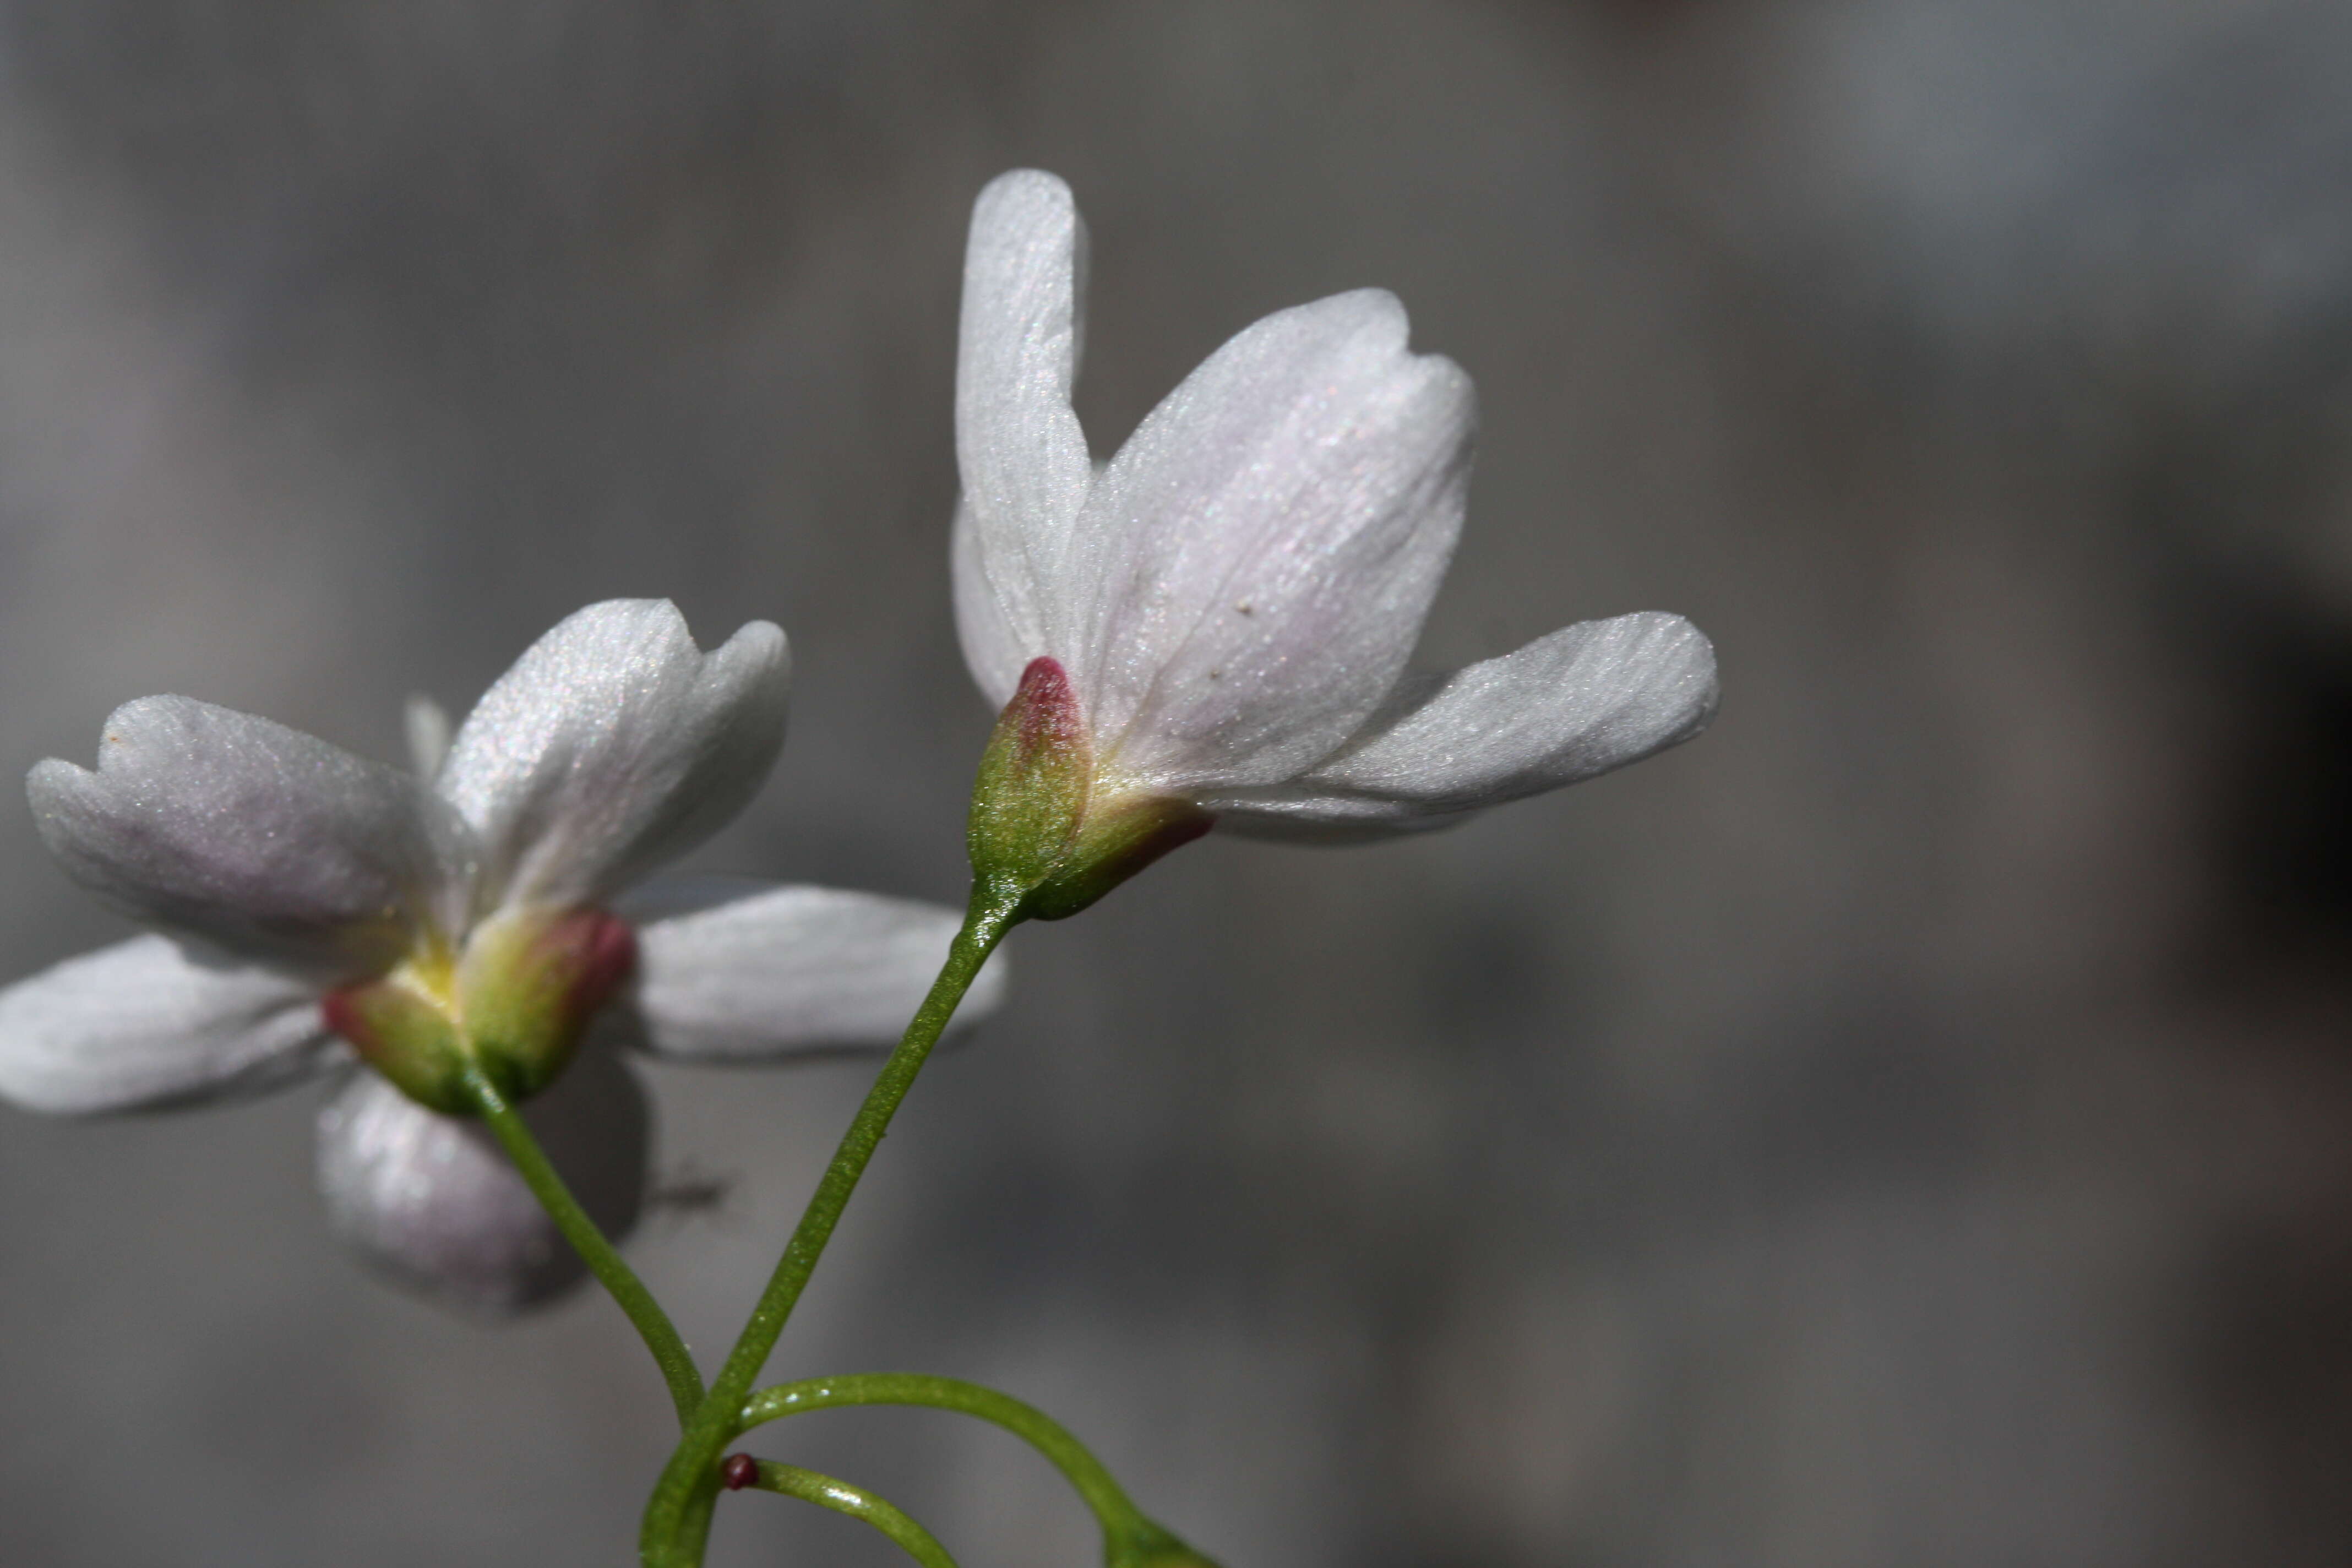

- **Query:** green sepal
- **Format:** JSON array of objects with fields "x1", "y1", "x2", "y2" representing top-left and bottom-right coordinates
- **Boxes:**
[
  {"x1": 324, "y1": 969, "x2": 472, "y2": 1113},
  {"x1": 968, "y1": 655, "x2": 1093, "y2": 895},
  {"x1": 967, "y1": 657, "x2": 1210, "y2": 922},
  {"x1": 324, "y1": 906, "x2": 636, "y2": 1114},
  {"x1": 455, "y1": 905, "x2": 636, "y2": 1101}
]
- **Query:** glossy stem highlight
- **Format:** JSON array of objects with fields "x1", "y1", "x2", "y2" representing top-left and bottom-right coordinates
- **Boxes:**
[
  {"x1": 743, "y1": 1460, "x2": 961, "y2": 1568},
  {"x1": 738, "y1": 1373, "x2": 1167, "y2": 1548}
]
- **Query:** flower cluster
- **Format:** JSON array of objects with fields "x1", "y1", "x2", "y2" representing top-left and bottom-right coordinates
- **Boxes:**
[
  {"x1": 0, "y1": 600, "x2": 999, "y2": 1314},
  {"x1": 953, "y1": 170, "x2": 1718, "y2": 916},
  {"x1": 0, "y1": 165, "x2": 1719, "y2": 1568}
]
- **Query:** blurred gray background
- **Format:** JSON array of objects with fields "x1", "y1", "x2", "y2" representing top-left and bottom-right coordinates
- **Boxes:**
[{"x1": 2, "y1": 1, "x2": 2350, "y2": 1563}]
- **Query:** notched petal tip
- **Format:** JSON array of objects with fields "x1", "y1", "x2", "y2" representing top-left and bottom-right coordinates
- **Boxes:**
[
  {"x1": 27, "y1": 695, "x2": 459, "y2": 982},
  {"x1": 438, "y1": 600, "x2": 793, "y2": 911},
  {"x1": 1069, "y1": 283, "x2": 1477, "y2": 791},
  {"x1": 708, "y1": 617, "x2": 793, "y2": 708},
  {"x1": 1293, "y1": 285, "x2": 1410, "y2": 347}
]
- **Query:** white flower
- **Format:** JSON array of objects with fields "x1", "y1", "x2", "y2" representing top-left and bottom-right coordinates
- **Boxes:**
[
  {"x1": 952, "y1": 170, "x2": 1717, "y2": 916},
  {"x1": 0, "y1": 600, "x2": 1003, "y2": 1315}
]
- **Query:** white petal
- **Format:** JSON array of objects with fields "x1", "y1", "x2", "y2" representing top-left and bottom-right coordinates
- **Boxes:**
[
  {"x1": 953, "y1": 494, "x2": 1033, "y2": 711},
  {"x1": 28, "y1": 696, "x2": 465, "y2": 982},
  {"x1": 617, "y1": 878, "x2": 1006, "y2": 1061},
  {"x1": 315, "y1": 1050, "x2": 649, "y2": 1317},
  {"x1": 437, "y1": 601, "x2": 790, "y2": 912},
  {"x1": 955, "y1": 168, "x2": 1095, "y2": 686},
  {"x1": 1066, "y1": 290, "x2": 1473, "y2": 792},
  {"x1": 0, "y1": 934, "x2": 336, "y2": 1114},
  {"x1": 1212, "y1": 612, "x2": 1719, "y2": 839}
]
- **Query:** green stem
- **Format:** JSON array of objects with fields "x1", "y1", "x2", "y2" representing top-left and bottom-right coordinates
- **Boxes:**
[
  {"x1": 742, "y1": 1459, "x2": 961, "y2": 1568},
  {"x1": 738, "y1": 1373, "x2": 1196, "y2": 1561},
  {"x1": 639, "y1": 888, "x2": 1017, "y2": 1566},
  {"x1": 460, "y1": 1065, "x2": 704, "y2": 1425}
]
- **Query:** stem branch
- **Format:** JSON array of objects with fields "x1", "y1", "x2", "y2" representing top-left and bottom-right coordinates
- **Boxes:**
[
  {"x1": 742, "y1": 1460, "x2": 961, "y2": 1568},
  {"x1": 733, "y1": 1373, "x2": 1195, "y2": 1561},
  {"x1": 638, "y1": 888, "x2": 1016, "y2": 1565}
]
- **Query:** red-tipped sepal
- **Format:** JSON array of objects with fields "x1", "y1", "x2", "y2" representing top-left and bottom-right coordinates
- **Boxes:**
[{"x1": 967, "y1": 657, "x2": 1210, "y2": 922}]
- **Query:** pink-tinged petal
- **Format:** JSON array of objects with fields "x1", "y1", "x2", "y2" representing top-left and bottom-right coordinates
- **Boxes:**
[
  {"x1": 28, "y1": 696, "x2": 466, "y2": 983},
  {"x1": 314, "y1": 1049, "x2": 648, "y2": 1317},
  {"x1": 616, "y1": 878, "x2": 1005, "y2": 1060},
  {"x1": 1212, "y1": 612, "x2": 1719, "y2": 840},
  {"x1": 1066, "y1": 290, "x2": 1473, "y2": 792},
  {"x1": 955, "y1": 168, "x2": 1095, "y2": 688},
  {"x1": 0, "y1": 935, "x2": 338, "y2": 1115},
  {"x1": 436, "y1": 600, "x2": 790, "y2": 912}
]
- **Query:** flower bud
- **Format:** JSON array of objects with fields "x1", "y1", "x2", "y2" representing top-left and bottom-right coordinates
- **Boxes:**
[
  {"x1": 967, "y1": 657, "x2": 1210, "y2": 921},
  {"x1": 325, "y1": 907, "x2": 635, "y2": 1113}
]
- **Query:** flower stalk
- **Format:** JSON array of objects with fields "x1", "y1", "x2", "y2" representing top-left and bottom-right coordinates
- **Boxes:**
[
  {"x1": 457, "y1": 1063, "x2": 705, "y2": 1424},
  {"x1": 738, "y1": 1373, "x2": 1217, "y2": 1567},
  {"x1": 734, "y1": 1460, "x2": 961, "y2": 1568},
  {"x1": 639, "y1": 887, "x2": 1017, "y2": 1566}
]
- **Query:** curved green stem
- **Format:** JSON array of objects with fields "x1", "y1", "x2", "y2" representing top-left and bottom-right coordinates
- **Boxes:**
[
  {"x1": 741, "y1": 1459, "x2": 960, "y2": 1568},
  {"x1": 461, "y1": 1065, "x2": 704, "y2": 1424},
  {"x1": 639, "y1": 888, "x2": 1017, "y2": 1566},
  {"x1": 739, "y1": 1373, "x2": 1178, "y2": 1553},
  {"x1": 741, "y1": 1376, "x2": 1211, "y2": 1565}
]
